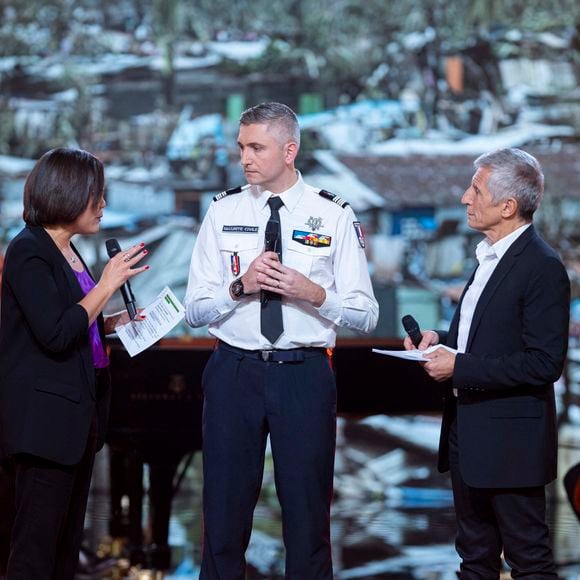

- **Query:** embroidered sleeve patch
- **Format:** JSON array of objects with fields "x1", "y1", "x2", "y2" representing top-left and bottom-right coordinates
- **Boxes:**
[
  {"x1": 353, "y1": 222, "x2": 365, "y2": 248},
  {"x1": 292, "y1": 230, "x2": 332, "y2": 247}
]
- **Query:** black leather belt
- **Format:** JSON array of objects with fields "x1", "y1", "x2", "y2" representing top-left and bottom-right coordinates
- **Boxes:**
[{"x1": 217, "y1": 340, "x2": 327, "y2": 363}]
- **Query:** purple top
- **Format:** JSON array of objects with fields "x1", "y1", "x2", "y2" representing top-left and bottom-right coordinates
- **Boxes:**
[{"x1": 72, "y1": 269, "x2": 109, "y2": 369}]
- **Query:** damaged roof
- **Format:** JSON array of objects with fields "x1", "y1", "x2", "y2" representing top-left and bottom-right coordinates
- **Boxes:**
[{"x1": 335, "y1": 146, "x2": 580, "y2": 210}]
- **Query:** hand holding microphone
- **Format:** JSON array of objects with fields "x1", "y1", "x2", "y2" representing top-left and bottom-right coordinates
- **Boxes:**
[
  {"x1": 262, "y1": 216, "x2": 282, "y2": 304},
  {"x1": 264, "y1": 219, "x2": 280, "y2": 255},
  {"x1": 103, "y1": 239, "x2": 149, "y2": 320},
  {"x1": 402, "y1": 314, "x2": 454, "y2": 381},
  {"x1": 402, "y1": 314, "x2": 439, "y2": 351}
]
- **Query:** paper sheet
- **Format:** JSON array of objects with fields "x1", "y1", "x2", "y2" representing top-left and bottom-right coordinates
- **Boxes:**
[
  {"x1": 372, "y1": 344, "x2": 458, "y2": 361},
  {"x1": 115, "y1": 286, "x2": 185, "y2": 357}
]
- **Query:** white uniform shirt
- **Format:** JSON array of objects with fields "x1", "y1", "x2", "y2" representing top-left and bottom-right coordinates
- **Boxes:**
[{"x1": 184, "y1": 173, "x2": 379, "y2": 349}]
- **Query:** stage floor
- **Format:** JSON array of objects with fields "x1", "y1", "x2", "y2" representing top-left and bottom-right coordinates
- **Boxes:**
[{"x1": 82, "y1": 414, "x2": 580, "y2": 579}]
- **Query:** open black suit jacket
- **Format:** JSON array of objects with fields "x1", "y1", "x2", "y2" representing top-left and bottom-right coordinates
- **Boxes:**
[
  {"x1": 438, "y1": 225, "x2": 570, "y2": 488},
  {"x1": 0, "y1": 225, "x2": 110, "y2": 466}
]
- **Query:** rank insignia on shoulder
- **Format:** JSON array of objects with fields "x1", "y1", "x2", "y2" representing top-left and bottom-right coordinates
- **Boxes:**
[
  {"x1": 353, "y1": 221, "x2": 366, "y2": 248},
  {"x1": 213, "y1": 185, "x2": 243, "y2": 202},
  {"x1": 318, "y1": 189, "x2": 349, "y2": 208}
]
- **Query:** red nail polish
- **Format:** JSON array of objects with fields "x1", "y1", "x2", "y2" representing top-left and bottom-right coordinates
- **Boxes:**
[
  {"x1": 145, "y1": 265, "x2": 150, "y2": 270},
  {"x1": 140, "y1": 242, "x2": 145, "y2": 247},
  {"x1": 143, "y1": 249, "x2": 148, "y2": 254}
]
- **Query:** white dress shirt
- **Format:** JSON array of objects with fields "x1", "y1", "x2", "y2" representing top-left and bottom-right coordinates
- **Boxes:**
[
  {"x1": 184, "y1": 172, "x2": 378, "y2": 349},
  {"x1": 457, "y1": 223, "x2": 531, "y2": 353}
]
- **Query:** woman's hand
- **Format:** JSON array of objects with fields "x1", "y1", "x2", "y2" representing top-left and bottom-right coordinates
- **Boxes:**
[
  {"x1": 104, "y1": 308, "x2": 145, "y2": 334},
  {"x1": 99, "y1": 242, "x2": 149, "y2": 293},
  {"x1": 81, "y1": 242, "x2": 150, "y2": 326}
]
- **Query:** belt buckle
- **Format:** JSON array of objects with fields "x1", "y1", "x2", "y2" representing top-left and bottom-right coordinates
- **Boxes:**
[{"x1": 260, "y1": 350, "x2": 273, "y2": 362}]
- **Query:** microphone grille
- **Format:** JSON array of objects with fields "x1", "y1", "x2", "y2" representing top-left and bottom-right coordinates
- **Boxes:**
[{"x1": 105, "y1": 238, "x2": 121, "y2": 258}]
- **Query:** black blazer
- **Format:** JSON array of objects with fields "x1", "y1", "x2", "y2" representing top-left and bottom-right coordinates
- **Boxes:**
[
  {"x1": 0, "y1": 225, "x2": 111, "y2": 466},
  {"x1": 438, "y1": 225, "x2": 570, "y2": 488}
]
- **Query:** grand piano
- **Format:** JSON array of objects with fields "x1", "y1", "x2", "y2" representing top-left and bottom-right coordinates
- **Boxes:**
[
  {"x1": 106, "y1": 339, "x2": 207, "y2": 569},
  {"x1": 105, "y1": 336, "x2": 441, "y2": 570}
]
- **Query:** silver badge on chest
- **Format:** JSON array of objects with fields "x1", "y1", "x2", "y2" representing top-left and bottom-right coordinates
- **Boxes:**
[{"x1": 305, "y1": 216, "x2": 323, "y2": 231}]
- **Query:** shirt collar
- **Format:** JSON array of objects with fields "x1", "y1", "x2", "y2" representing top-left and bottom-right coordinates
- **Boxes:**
[
  {"x1": 475, "y1": 239, "x2": 497, "y2": 264},
  {"x1": 258, "y1": 171, "x2": 305, "y2": 214},
  {"x1": 476, "y1": 223, "x2": 531, "y2": 263}
]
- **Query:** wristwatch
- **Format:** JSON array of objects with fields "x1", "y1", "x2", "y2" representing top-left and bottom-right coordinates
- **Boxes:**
[{"x1": 230, "y1": 277, "x2": 247, "y2": 299}]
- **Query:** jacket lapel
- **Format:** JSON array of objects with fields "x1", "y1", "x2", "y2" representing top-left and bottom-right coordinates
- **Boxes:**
[
  {"x1": 31, "y1": 226, "x2": 84, "y2": 303},
  {"x1": 73, "y1": 242, "x2": 107, "y2": 345},
  {"x1": 465, "y1": 225, "x2": 536, "y2": 351}
]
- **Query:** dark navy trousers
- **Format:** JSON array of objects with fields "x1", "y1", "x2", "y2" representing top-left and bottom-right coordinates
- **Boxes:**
[{"x1": 200, "y1": 345, "x2": 336, "y2": 580}]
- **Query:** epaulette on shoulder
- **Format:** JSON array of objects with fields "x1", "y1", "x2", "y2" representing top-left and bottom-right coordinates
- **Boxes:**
[
  {"x1": 213, "y1": 185, "x2": 243, "y2": 202},
  {"x1": 318, "y1": 189, "x2": 349, "y2": 208}
]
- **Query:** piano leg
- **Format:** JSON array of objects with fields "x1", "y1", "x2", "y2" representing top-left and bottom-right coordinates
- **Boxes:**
[
  {"x1": 108, "y1": 445, "x2": 147, "y2": 566},
  {"x1": 109, "y1": 446, "x2": 187, "y2": 571},
  {"x1": 148, "y1": 462, "x2": 177, "y2": 570},
  {"x1": 127, "y1": 452, "x2": 146, "y2": 567},
  {"x1": 108, "y1": 447, "x2": 129, "y2": 538}
]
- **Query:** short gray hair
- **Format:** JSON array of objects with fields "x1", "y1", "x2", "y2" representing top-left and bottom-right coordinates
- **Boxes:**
[
  {"x1": 474, "y1": 148, "x2": 544, "y2": 221},
  {"x1": 240, "y1": 102, "x2": 301, "y2": 147}
]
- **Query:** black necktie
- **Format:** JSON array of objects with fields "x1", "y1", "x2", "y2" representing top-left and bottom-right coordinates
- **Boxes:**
[{"x1": 261, "y1": 196, "x2": 284, "y2": 343}]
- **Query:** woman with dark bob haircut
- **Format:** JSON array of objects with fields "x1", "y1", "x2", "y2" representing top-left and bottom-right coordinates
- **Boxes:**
[{"x1": 0, "y1": 147, "x2": 149, "y2": 579}]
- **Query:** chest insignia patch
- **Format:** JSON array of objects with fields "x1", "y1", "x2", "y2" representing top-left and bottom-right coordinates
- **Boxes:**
[
  {"x1": 305, "y1": 216, "x2": 324, "y2": 231},
  {"x1": 222, "y1": 225, "x2": 259, "y2": 233},
  {"x1": 292, "y1": 230, "x2": 332, "y2": 248},
  {"x1": 353, "y1": 221, "x2": 365, "y2": 248}
]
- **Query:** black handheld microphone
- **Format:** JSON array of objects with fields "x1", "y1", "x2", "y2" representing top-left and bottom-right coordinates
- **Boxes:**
[
  {"x1": 105, "y1": 238, "x2": 137, "y2": 320},
  {"x1": 402, "y1": 314, "x2": 423, "y2": 348},
  {"x1": 264, "y1": 219, "x2": 280, "y2": 255},
  {"x1": 262, "y1": 220, "x2": 281, "y2": 305}
]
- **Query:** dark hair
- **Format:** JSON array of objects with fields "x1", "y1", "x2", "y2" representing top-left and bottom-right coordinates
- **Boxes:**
[
  {"x1": 239, "y1": 102, "x2": 301, "y2": 146},
  {"x1": 23, "y1": 148, "x2": 105, "y2": 226},
  {"x1": 474, "y1": 148, "x2": 544, "y2": 221}
]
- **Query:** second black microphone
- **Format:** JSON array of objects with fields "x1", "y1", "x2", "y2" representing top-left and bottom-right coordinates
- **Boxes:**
[{"x1": 402, "y1": 314, "x2": 423, "y2": 348}]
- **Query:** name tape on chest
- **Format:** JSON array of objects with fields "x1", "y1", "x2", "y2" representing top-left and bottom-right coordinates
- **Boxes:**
[{"x1": 222, "y1": 225, "x2": 259, "y2": 233}]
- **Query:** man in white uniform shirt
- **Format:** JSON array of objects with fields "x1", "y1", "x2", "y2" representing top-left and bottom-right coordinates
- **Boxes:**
[
  {"x1": 405, "y1": 148, "x2": 570, "y2": 579},
  {"x1": 185, "y1": 102, "x2": 378, "y2": 579}
]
